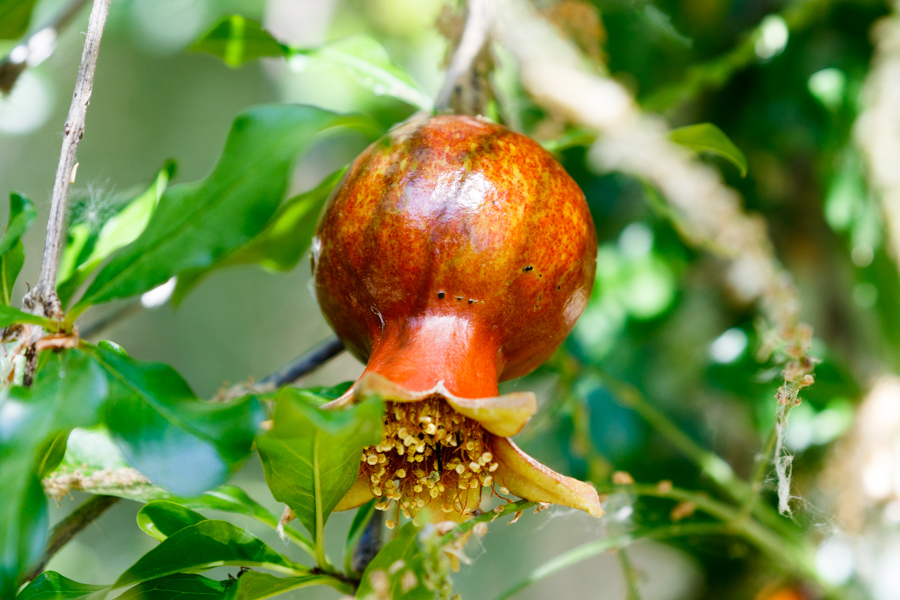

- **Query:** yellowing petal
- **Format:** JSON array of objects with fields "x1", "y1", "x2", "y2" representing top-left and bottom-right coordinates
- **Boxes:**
[
  {"x1": 444, "y1": 393, "x2": 537, "y2": 437},
  {"x1": 492, "y1": 437, "x2": 604, "y2": 518}
]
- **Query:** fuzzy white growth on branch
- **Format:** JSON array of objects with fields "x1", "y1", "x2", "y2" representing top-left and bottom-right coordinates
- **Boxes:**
[
  {"x1": 856, "y1": 4, "x2": 900, "y2": 267},
  {"x1": 491, "y1": 0, "x2": 814, "y2": 513}
]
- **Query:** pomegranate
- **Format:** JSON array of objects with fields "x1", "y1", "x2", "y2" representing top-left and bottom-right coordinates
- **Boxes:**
[{"x1": 312, "y1": 115, "x2": 602, "y2": 521}]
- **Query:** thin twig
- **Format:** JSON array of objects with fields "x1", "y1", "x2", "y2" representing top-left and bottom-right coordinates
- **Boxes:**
[
  {"x1": 0, "y1": 0, "x2": 90, "y2": 94},
  {"x1": 23, "y1": 0, "x2": 112, "y2": 321},
  {"x1": 20, "y1": 495, "x2": 120, "y2": 585},
  {"x1": 435, "y1": 0, "x2": 492, "y2": 115},
  {"x1": 617, "y1": 550, "x2": 644, "y2": 600},
  {"x1": 258, "y1": 336, "x2": 346, "y2": 390}
]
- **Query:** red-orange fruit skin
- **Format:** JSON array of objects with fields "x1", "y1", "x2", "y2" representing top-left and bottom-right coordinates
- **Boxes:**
[{"x1": 312, "y1": 115, "x2": 597, "y2": 399}]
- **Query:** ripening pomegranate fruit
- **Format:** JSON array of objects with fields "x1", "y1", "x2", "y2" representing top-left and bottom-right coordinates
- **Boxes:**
[{"x1": 312, "y1": 114, "x2": 602, "y2": 522}]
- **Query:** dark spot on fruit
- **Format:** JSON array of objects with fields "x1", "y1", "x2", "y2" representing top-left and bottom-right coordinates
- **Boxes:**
[
  {"x1": 557, "y1": 285, "x2": 561, "y2": 290},
  {"x1": 523, "y1": 265, "x2": 533, "y2": 272},
  {"x1": 468, "y1": 299, "x2": 475, "y2": 304},
  {"x1": 457, "y1": 296, "x2": 463, "y2": 301},
  {"x1": 438, "y1": 291, "x2": 445, "y2": 299},
  {"x1": 538, "y1": 293, "x2": 542, "y2": 301}
]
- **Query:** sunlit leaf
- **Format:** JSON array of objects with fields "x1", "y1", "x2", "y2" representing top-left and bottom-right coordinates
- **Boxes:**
[
  {"x1": 192, "y1": 15, "x2": 286, "y2": 67},
  {"x1": 73, "y1": 105, "x2": 367, "y2": 313},
  {"x1": 16, "y1": 571, "x2": 108, "y2": 600},
  {"x1": 669, "y1": 123, "x2": 747, "y2": 177},
  {"x1": 137, "y1": 501, "x2": 207, "y2": 542},
  {"x1": 114, "y1": 521, "x2": 305, "y2": 589},
  {"x1": 256, "y1": 389, "x2": 382, "y2": 541},
  {"x1": 57, "y1": 163, "x2": 175, "y2": 307},
  {"x1": 84, "y1": 344, "x2": 264, "y2": 496},
  {"x1": 0, "y1": 0, "x2": 38, "y2": 39},
  {"x1": 356, "y1": 523, "x2": 430, "y2": 599},
  {"x1": 172, "y1": 168, "x2": 345, "y2": 303},
  {"x1": 193, "y1": 16, "x2": 432, "y2": 111},
  {"x1": 0, "y1": 305, "x2": 52, "y2": 328},
  {"x1": 1, "y1": 192, "x2": 37, "y2": 305}
]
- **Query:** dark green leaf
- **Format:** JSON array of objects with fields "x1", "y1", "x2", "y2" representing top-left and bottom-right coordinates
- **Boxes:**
[
  {"x1": 171, "y1": 168, "x2": 344, "y2": 303},
  {"x1": 223, "y1": 571, "x2": 340, "y2": 600},
  {"x1": 0, "y1": 351, "x2": 108, "y2": 597},
  {"x1": 192, "y1": 15, "x2": 287, "y2": 67},
  {"x1": 57, "y1": 164, "x2": 174, "y2": 308},
  {"x1": 73, "y1": 104, "x2": 366, "y2": 312},
  {"x1": 356, "y1": 523, "x2": 430, "y2": 599},
  {"x1": 84, "y1": 344, "x2": 264, "y2": 496},
  {"x1": 36, "y1": 431, "x2": 70, "y2": 477},
  {"x1": 137, "y1": 501, "x2": 207, "y2": 542},
  {"x1": 668, "y1": 123, "x2": 748, "y2": 177},
  {"x1": 0, "y1": 0, "x2": 38, "y2": 39},
  {"x1": 0, "y1": 305, "x2": 53, "y2": 328},
  {"x1": 1, "y1": 193, "x2": 37, "y2": 305},
  {"x1": 114, "y1": 520, "x2": 305, "y2": 589},
  {"x1": 256, "y1": 389, "x2": 382, "y2": 541},
  {"x1": 16, "y1": 571, "x2": 108, "y2": 600},
  {"x1": 344, "y1": 499, "x2": 376, "y2": 574},
  {"x1": 117, "y1": 574, "x2": 224, "y2": 599}
]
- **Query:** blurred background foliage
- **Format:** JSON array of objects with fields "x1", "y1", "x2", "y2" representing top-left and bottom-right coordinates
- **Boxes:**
[{"x1": 3, "y1": 0, "x2": 900, "y2": 598}]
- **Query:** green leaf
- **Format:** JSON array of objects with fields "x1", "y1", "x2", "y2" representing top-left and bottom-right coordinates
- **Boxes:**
[
  {"x1": 172, "y1": 168, "x2": 345, "y2": 303},
  {"x1": 192, "y1": 15, "x2": 287, "y2": 67},
  {"x1": 0, "y1": 305, "x2": 53, "y2": 328},
  {"x1": 36, "y1": 431, "x2": 70, "y2": 477},
  {"x1": 293, "y1": 35, "x2": 434, "y2": 112},
  {"x1": 356, "y1": 523, "x2": 431, "y2": 599},
  {"x1": 0, "y1": 351, "x2": 108, "y2": 597},
  {"x1": 84, "y1": 344, "x2": 264, "y2": 496},
  {"x1": 16, "y1": 571, "x2": 108, "y2": 600},
  {"x1": 223, "y1": 571, "x2": 341, "y2": 600},
  {"x1": 193, "y1": 16, "x2": 432, "y2": 111},
  {"x1": 73, "y1": 104, "x2": 366, "y2": 313},
  {"x1": 0, "y1": 0, "x2": 38, "y2": 39},
  {"x1": 668, "y1": 123, "x2": 748, "y2": 177},
  {"x1": 256, "y1": 389, "x2": 382, "y2": 544},
  {"x1": 344, "y1": 499, "x2": 376, "y2": 574},
  {"x1": 1, "y1": 193, "x2": 37, "y2": 305},
  {"x1": 57, "y1": 164, "x2": 174, "y2": 307},
  {"x1": 117, "y1": 574, "x2": 224, "y2": 599},
  {"x1": 137, "y1": 501, "x2": 207, "y2": 542},
  {"x1": 114, "y1": 520, "x2": 305, "y2": 589}
]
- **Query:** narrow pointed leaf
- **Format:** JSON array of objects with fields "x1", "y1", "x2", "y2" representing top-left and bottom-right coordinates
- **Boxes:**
[
  {"x1": 344, "y1": 499, "x2": 376, "y2": 574},
  {"x1": 117, "y1": 574, "x2": 224, "y2": 599},
  {"x1": 137, "y1": 501, "x2": 207, "y2": 542},
  {"x1": 171, "y1": 168, "x2": 344, "y2": 303},
  {"x1": 191, "y1": 15, "x2": 286, "y2": 66},
  {"x1": 114, "y1": 520, "x2": 305, "y2": 589},
  {"x1": 16, "y1": 571, "x2": 108, "y2": 600},
  {"x1": 57, "y1": 163, "x2": 174, "y2": 307},
  {"x1": 84, "y1": 344, "x2": 264, "y2": 496},
  {"x1": 256, "y1": 389, "x2": 382, "y2": 541},
  {"x1": 74, "y1": 104, "x2": 365, "y2": 311},
  {"x1": 669, "y1": 123, "x2": 748, "y2": 177},
  {"x1": 1, "y1": 192, "x2": 37, "y2": 305},
  {"x1": 224, "y1": 571, "x2": 342, "y2": 600},
  {"x1": 0, "y1": 0, "x2": 38, "y2": 39}
]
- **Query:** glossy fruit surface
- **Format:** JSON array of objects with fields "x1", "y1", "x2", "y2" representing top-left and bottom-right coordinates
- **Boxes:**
[{"x1": 312, "y1": 115, "x2": 597, "y2": 399}]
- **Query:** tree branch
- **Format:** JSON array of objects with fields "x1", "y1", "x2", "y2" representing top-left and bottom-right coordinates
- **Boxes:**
[
  {"x1": 435, "y1": 0, "x2": 492, "y2": 115},
  {"x1": 258, "y1": 335, "x2": 346, "y2": 390},
  {"x1": 23, "y1": 0, "x2": 112, "y2": 321},
  {"x1": 20, "y1": 495, "x2": 120, "y2": 585}
]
